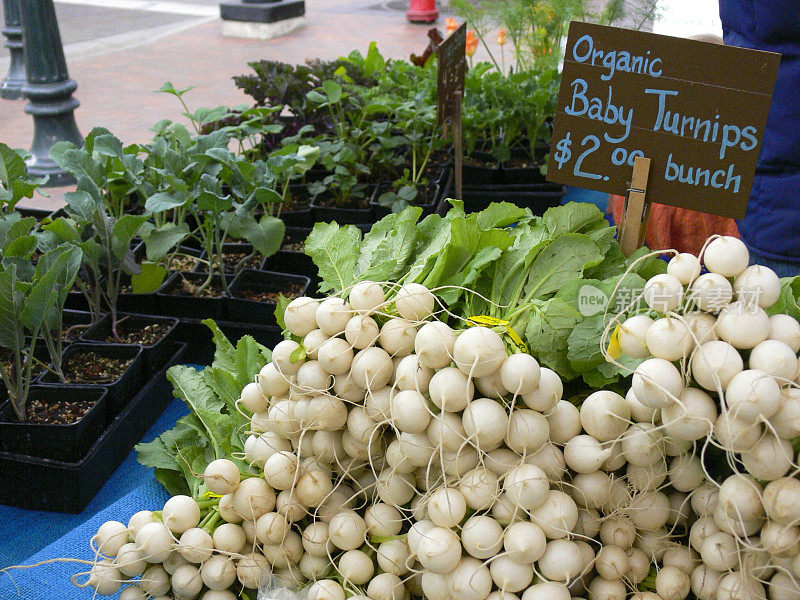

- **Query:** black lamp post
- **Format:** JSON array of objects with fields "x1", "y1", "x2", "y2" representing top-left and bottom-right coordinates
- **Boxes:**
[
  {"x1": 1, "y1": 0, "x2": 26, "y2": 99},
  {"x1": 18, "y1": 0, "x2": 82, "y2": 186}
]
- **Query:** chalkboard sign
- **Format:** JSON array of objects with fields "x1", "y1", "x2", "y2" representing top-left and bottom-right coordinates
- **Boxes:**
[
  {"x1": 437, "y1": 22, "x2": 466, "y2": 129},
  {"x1": 548, "y1": 22, "x2": 780, "y2": 219}
]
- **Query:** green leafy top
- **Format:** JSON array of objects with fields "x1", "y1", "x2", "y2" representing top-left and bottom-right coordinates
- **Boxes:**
[
  {"x1": 136, "y1": 320, "x2": 271, "y2": 498},
  {"x1": 306, "y1": 200, "x2": 665, "y2": 387}
]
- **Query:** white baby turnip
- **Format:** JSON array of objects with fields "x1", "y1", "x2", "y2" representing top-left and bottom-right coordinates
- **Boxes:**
[
  {"x1": 171, "y1": 564, "x2": 203, "y2": 599},
  {"x1": 453, "y1": 326, "x2": 507, "y2": 378},
  {"x1": 285, "y1": 297, "x2": 319, "y2": 337},
  {"x1": 691, "y1": 566, "x2": 723, "y2": 600},
  {"x1": 646, "y1": 317, "x2": 694, "y2": 361},
  {"x1": 655, "y1": 566, "x2": 691, "y2": 600},
  {"x1": 394, "y1": 354, "x2": 433, "y2": 394},
  {"x1": 298, "y1": 326, "x2": 325, "y2": 364},
  {"x1": 521, "y1": 582, "x2": 571, "y2": 600},
  {"x1": 427, "y1": 487, "x2": 467, "y2": 528},
  {"x1": 257, "y1": 362, "x2": 289, "y2": 398},
  {"x1": 662, "y1": 387, "x2": 717, "y2": 441},
  {"x1": 733, "y1": 265, "x2": 781, "y2": 308},
  {"x1": 162, "y1": 495, "x2": 201, "y2": 535},
  {"x1": 668, "y1": 252, "x2": 702, "y2": 284},
  {"x1": 395, "y1": 283, "x2": 435, "y2": 321},
  {"x1": 716, "y1": 300, "x2": 771, "y2": 349},
  {"x1": 522, "y1": 367, "x2": 563, "y2": 412},
  {"x1": 504, "y1": 463, "x2": 549, "y2": 510},
  {"x1": 462, "y1": 397, "x2": 508, "y2": 451},
  {"x1": 367, "y1": 572, "x2": 405, "y2": 600},
  {"x1": 416, "y1": 526, "x2": 462, "y2": 574},
  {"x1": 390, "y1": 389, "x2": 431, "y2": 434},
  {"x1": 490, "y1": 555, "x2": 534, "y2": 592},
  {"x1": 349, "y1": 280, "x2": 385, "y2": 314},
  {"x1": 344, "y1": 315, "x2": 379, "y2": 349},
  {"x1": 505, "y1": 408, "x2": 550, "y2": 455},
  {"x1": 547, "y1": 400, "x2": 581, "y2": 444},
  {"x1": 338, "y1": 549, "x2": 374, "y2": 585},
  {"x1": 618, "y1": 314, "x2": 654, "y2": 359},
  {"x1": 317, "y1": 337, "x2": 354, "y2": 375},
  {"x1": 95, "y1": 520, "x2": 129, "y2": 558},
  {"x1": 749, "y1": 339, "x2": 798, "y2": 381},
  {"x1": 377, "y1": 539, "x2": 410, "y2": 575},
  {"x1": 564, "y1": 434, "x2": 610, "y2": 473},
  {"x1": 690, "y1": 340, "x2": 744, "y2": 392},
  {"x1": 537, "y1": 539, "x2": 584, "y2": 583},
  {"x1": 87, "y1": 559, "x2": 122, "y2": 596},
  {"x1": 450, "y1": 557, "x2": 493, "y2": 600},
  {"x1": 526, "y1": 442, "x2": 567, "y2": 481},
  {"x1": 461, "y1": 515, "x2": 504, "y2": 560},
  {"x1": 200, "y1": 555, "x2": 237, "y2": 591},
  {"x1": 380, "y1": 318, "x2": 417, "y2": 357},
  {"x1": 632, "y1": 358, "x2": 684, "y2": 409},
  {"x1": 643, "y1": 273, "x2": 684, "y2": 313},
  {"x1": 231, "y1": 475, "x2": 276, "y2": 520},
  {"x1": 140, "y1": 565, "x2": 171, "y2": 597},
  {"x1": 135, "y1": 522, "x2": 174, "y2": 564},
  {"x1": 271, "y1": 340, "x2": 303, "y2": 377},
  {"x1": 621, "y1": 422, "x2": 665, "y2": 467},
  {"x1": 315, "y1": 297, "x2": 351, "y2": 336},
  {"x1": 350, "y1": 347, "x2": 393, "y2": 390},
  {"x1": 415, "y1": 321, "x2": 456, "y2": 369},
  {"x1": 530, "y1": 489, "x2": 578, "y2": 539},
  {"x1": 499, "y1": 353, "x2": 541, "y2": 395},
  {"x1": 741, "y1": 433, "x2": 794, "y2": 481},
  {"x1": 769, "y1": 314, "x2": 800, "y2": 352},
  {"x1": 689, "y1": 273, "x2": 733, "y2": 313},
  {"x1": 203, "y1": 459, "x2": 240, "y2": 496},
  {"x1": 236, "y1": 553, "x2": 269, "y2": 590},
  {"x1": 429, "y1": 366, "x2": 474, "y2": 411},
  {"x1": 703, "y1": 236, "x2": 749, "y2": 277},
  {"x1": 579, "y1": 390, "x2": 630, "y2": 442},
  {"x1": 763, "y1": 477, "x2": 800, "y2": 526},
  {"x1": 725, "y1": 369, "x2": 782, "y2": 421}
]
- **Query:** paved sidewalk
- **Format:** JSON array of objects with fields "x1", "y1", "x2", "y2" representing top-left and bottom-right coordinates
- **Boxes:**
[{"x1": 0, "y1": 0, "x2": 501, "y2": 211}]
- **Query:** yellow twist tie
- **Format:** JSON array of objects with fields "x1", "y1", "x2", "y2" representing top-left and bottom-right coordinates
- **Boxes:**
[
  {"x1": 201, "y1": 491, "x2": 223, "y2": 499},
  {"x1": 466, "y1": 315, "x2": 529, "y2": 354},
  {"x1": 607, "y1": 324, "x2": 623, "y2": 361}
]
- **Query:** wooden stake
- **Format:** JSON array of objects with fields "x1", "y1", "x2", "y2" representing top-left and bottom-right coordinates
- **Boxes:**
[
  {"x1": 620, "y1": 156, "x2": 651, "y2": 256},
  {"x1": 453, "y1": 90, "x2": 463, "y2": 201}
]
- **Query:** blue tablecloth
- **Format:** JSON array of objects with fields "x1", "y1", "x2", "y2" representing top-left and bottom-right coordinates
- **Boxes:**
[{"x1": 0, "y1": 397, "x2": 190, "y2": 599}]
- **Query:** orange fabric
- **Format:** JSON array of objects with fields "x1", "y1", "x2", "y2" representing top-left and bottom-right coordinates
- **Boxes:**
[{"x1": 608, "y1": 195, "x2": 741, "y2": 256}]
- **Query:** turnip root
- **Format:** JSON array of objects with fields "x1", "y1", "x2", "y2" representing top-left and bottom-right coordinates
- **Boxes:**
[
  {"x1": 349, "y1": 280, "x2": 385, "y2": 314},
  {"x1": 703, "y1": 236, "x2": 749, "y2": 277},
  {"x1": 453, "y1": 326, "x2": 507, "y2": 378}
]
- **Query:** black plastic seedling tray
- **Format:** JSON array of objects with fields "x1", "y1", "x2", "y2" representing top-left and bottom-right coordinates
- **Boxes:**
[
  {"x1": 0, "y1": 386, "x2": 108, "y2": 463},
  {"x1": 0, "y1": 342, "x2": 187, "y2": 514}
]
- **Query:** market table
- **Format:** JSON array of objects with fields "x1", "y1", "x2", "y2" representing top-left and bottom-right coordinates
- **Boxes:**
[{"x1": 0, "y1": 394, "x2": 190, "y2": 599}]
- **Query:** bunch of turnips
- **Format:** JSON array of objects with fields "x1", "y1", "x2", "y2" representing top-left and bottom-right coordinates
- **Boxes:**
[{"x1": 61, "y1": 234, "x2": 800, "y2": 600}]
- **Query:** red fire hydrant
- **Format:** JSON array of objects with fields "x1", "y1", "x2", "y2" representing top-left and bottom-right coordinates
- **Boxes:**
[{"x1": 406, "y1": 0, "x2": 438, "y2": 23}]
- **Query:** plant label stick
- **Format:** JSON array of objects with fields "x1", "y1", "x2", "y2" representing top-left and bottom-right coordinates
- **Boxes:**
[
  {"x1": 437, "y1": 22, "x2": 466, "y2": 200},
  {"x1": 548, "y1": 21, "x2": 780, "y2": 220}
]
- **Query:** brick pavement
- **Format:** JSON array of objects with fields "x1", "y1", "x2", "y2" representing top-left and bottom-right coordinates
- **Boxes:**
[{"x1": 0, "y1": 0, "x2": 503, "y2": 210}]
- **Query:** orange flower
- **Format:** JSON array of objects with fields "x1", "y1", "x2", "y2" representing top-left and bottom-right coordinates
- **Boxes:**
[
  {"x1": 466, "y1": 30, "x2": 479, "y2": 57},
  {"x1": 497, "y1": 28, "x2": 507, "y2": 46},
  {"x1": 446, "y1": 18, "x2": 459, "y2": 34}
]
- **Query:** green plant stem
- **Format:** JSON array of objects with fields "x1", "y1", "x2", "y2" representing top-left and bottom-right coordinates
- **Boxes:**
[{"x1": 473, "y1": 28, "x2": 502, "y2": 73}]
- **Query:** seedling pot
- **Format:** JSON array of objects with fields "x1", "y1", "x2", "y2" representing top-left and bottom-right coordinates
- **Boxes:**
[
  {"x1": 229, "y1": 269, "x2": 311, "y2": 325},
  {"x1": 310, "y1": 185, "x2": 379, "y2": 224},
  {"x1": 154, "y1": 272, "x2": 229, "y2": 321},
  {"x1": 80, "y1": 313, "x2": 179, "y2": 375},
  {"x1": 0, "y1": 342, "x2": 187, "y2": 513},
  {"x1": 0, "y1": 386, "x2": 107, "y2": 462},
  {"x1": 38, "y1": 343, "x2": 145, "y2": 418}
]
